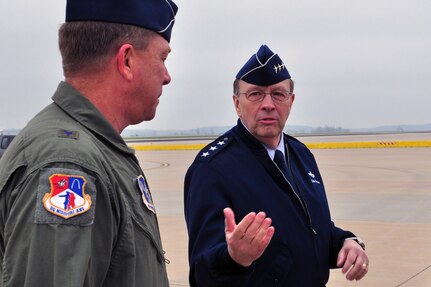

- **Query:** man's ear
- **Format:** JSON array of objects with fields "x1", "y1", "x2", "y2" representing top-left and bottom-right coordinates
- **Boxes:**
[
  {"x1": 289, "y1": 93, "x2": 295, "y2": 109},
  {"x1": 117, "y1": 44, "x2": 134, "y2": 80},
  {"x1": 232, "y1": 95, "x2": 241, "y2": 116}
]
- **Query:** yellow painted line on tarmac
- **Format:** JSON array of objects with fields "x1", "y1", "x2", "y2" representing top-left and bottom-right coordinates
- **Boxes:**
[
  {"x1": 129, "y1": 140, "x2": 431, "y2": 151},
  {"x1": 306, "y1": 140, "x2": 431, "y2": 149}
]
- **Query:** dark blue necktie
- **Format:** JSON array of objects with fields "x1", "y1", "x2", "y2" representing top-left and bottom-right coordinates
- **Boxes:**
[
  {"x1": 274, "y1": 149, "x2": 290, "y2": 179},
  {"x1": 274, "y1": 149, "x2": 300, "y2": 197}
]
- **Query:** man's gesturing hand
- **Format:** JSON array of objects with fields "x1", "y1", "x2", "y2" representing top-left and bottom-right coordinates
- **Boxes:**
[{"x1": 224, "y1": 207, "x2": 275, "y2": 267}]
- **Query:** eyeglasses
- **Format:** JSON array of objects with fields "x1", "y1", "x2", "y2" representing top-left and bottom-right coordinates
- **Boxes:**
[{"x1": 238, "y1": 90, "x2": 293, "y2": 103}]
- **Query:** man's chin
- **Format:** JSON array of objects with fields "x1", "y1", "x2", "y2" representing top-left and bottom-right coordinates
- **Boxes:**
[
  {"x1": 257, "y1": 126, "x2": 282, "y2": 137},
  {"x1": 130, "y1": 112, "x2": 156, "y2": 125},
  {"x1": 144, "y1": 113, "x2": 156, "y2": 122}
]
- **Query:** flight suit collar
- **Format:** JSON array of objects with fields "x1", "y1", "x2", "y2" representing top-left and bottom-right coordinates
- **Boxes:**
[{"x1": 51, "y1": 81, "x2": 135, "y2": 155}]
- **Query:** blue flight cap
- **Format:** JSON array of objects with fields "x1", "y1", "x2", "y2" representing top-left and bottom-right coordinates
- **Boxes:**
[
  {"x1": 236, "y1": 45, "x2": 291, "y2": 86},
  {"x1": 66, "y1": 0, "x2": 178, "y2": 43}
]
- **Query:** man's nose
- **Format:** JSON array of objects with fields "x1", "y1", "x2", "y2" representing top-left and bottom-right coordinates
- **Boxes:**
[
  {"x1": 163, "y1": 68, "x2": 171, "y2": 85},
  {"x1": 261, "y1": 93, "x2": 276, "y2": 110}
]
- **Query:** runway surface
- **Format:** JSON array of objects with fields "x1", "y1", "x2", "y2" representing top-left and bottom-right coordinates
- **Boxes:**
[{"x1": 134, "y1": 132, "x2": 431, "y2": 287}]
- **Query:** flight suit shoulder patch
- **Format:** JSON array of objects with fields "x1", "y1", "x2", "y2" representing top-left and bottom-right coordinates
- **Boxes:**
[{"x1": 34, "y1": 167, "x2": 96, "y2": 226}]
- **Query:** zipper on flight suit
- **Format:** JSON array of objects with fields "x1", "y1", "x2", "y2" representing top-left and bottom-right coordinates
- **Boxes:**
[
  {"x1": 131, "y1": 215, "x2": 170, "y2": 263},
  {"x1": 276, "y1": 144, "x2": 317, "y2": 235}
]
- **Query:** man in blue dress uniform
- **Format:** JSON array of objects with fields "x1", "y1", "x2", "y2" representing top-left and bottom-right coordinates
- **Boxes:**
[{"x1": 184, "y1": 45, "x2": 369, "y2": 286}]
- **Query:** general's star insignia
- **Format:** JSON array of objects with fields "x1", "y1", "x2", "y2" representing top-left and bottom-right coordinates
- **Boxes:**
[{"x1": 273, "y1": 63, "x2": 285, "y2": 73}]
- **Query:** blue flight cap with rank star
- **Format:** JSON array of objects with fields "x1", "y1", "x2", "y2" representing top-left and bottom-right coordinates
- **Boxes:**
[
  {"x1": 236, "y1": 45, "x2": 291, "y2": 86},
  {"x1": 66, "y1": 0, "x2": 178, "y2": 43}
]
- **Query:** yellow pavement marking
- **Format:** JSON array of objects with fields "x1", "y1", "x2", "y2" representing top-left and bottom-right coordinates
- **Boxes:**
[
  {"x1": 306, "y1": 140, "x2": 431, "y2": 149},
  {"x1": 129, "y1": 140, "x2": 431, "y2": 151}
]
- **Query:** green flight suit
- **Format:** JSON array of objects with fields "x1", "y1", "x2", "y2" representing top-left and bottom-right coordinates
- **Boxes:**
[{"x1": 0, "y1": 82, "x2": 169, "y2": 286}]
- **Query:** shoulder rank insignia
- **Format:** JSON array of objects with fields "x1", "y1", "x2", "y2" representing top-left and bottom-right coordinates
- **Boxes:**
[
  {"x1": 137, "y1": 175, "x2": 156, "y2": 214},
  {"x1": 58, "y1": 129, "x2": 79, "y2": 140},
  {"x1": 43, "y1": 174, "x2": 92, "y2": 219},
  {"x1": 197, "y1": 135, "x2": 232, "y2": 161}
]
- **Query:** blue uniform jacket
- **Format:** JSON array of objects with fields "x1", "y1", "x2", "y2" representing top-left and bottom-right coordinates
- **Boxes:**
[{"x1": 184, "y1": 120, "x2": 355, "y2": 287}]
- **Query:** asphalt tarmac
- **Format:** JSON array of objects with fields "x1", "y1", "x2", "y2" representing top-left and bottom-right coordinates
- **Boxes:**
[{"x1": 135, "y1": 133, "x2": 431, "y2": 287}]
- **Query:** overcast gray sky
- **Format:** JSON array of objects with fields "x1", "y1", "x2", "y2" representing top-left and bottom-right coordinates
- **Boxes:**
[{"x1": 0, "y1": 0, "x2": 430, "y2": 132}]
